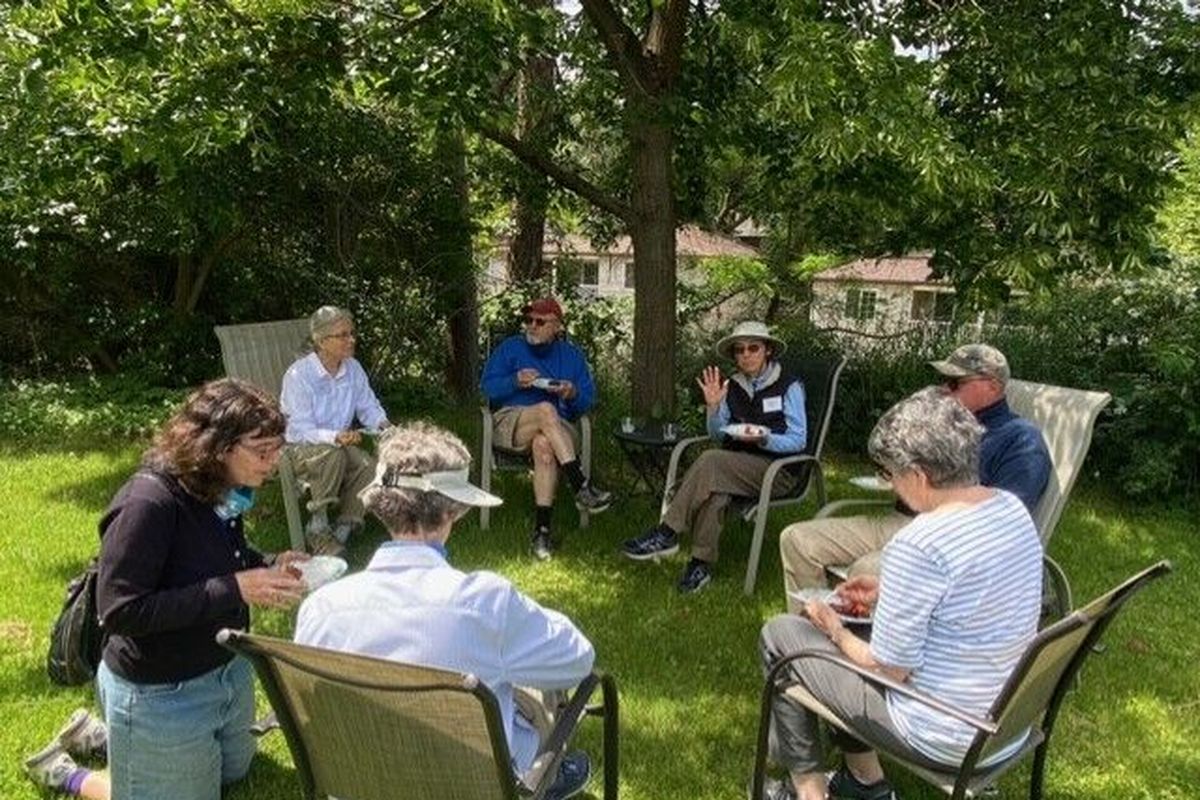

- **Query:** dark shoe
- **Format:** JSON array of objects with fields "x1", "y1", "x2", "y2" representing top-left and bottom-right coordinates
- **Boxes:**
[
  {"x1": 531, "y1": 528, "x2": 554, "y2": 561},
  {"x1": 23, "y1": 743, "x2": 77, "y2": 791},
  {"x1": 56, "y1": 708, "x2": 107, "y2": 758},
  {"x1": 677, "y1": 558, "x2": 713, "y2": 594},
  {"x1": 621, "y1": 527, "x2": 680, "y2": 561},
  {"x1": 544, "y1": 750, "x2": 591, "y2": 800},
  {"x1": 574, "y1": 483, "x2": 612, "y2": 513},
  {"x1": 749, "y1": 775, "x2": 797, "y2": 800},
  {"x1": 827, "y1": 767, "x2": 897, "y2": 800}
]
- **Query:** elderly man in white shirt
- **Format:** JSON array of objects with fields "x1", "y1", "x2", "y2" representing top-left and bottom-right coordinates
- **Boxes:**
[
  {"x1": 281, "y1": 306, "x2": 390, "y2": 555},
  {"x1": 295, "y1": 421, "x2": 596, "y2": 800}
]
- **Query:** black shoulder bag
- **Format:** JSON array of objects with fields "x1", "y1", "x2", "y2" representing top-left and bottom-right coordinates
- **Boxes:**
[{"x1": 46, "y1": 558, "x2": 104, "y2": 686}]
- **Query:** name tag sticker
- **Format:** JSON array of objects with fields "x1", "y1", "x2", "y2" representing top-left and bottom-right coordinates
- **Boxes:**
[{"x1": 762, "y1": 396, "x2": 783, "y2": 413}]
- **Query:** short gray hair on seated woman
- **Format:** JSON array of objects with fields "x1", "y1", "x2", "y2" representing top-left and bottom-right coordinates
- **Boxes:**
[
  {"x1": 309, "y1": 305, "x2": 353, "y2": 345},
  {"x1": 360, "y1": 421, "x2": 473, "y2": 534},
  {"x1": 868, "y1": 386, "x2": 984, "y2": 489}
]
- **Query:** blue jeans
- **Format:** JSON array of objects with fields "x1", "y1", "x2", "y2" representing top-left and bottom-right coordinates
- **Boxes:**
[{"x1": 97, "y1": 657, "x2": 257, "y2": 800}]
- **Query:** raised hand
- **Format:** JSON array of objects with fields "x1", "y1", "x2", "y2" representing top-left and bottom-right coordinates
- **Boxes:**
[{"x1": 696, "y1": 365, "x2": 728, "y2": 411}]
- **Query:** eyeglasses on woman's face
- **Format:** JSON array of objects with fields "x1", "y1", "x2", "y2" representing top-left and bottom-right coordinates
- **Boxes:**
[
  {"x1": 324, "y1": 329, "x2": 356, "y2": 341},
  {"x1": 236, "y1": 437, "x2": 284, "y2": 462},
  {"x1": 733, "y1": 342, "x2": 764, "y2": 356}
]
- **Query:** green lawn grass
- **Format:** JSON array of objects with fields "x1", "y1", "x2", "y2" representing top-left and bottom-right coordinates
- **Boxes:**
[{"x1": 1, "y1": 420, "x2": 1197, "y2": 799}]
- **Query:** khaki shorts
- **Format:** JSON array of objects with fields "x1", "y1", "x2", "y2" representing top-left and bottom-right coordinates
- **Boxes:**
[{"x1": 492, "y1": 405, "x2": 580, "y2": 452}]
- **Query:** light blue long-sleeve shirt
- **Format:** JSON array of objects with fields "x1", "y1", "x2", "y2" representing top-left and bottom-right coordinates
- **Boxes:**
[{"x1": 706, "y1": 375, "x2": 807, "y2": 454}]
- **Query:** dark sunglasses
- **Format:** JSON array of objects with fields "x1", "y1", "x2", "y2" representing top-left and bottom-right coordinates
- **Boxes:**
[
  {"x1": 523, "y1": 315, "x2": 555, "y2": 328},
  {"x1": 733, "y1": 343, "x2": 764, "y2": 355},
  {"x1": 944, "y1": 375, "x2": 985, "y2": 390}
]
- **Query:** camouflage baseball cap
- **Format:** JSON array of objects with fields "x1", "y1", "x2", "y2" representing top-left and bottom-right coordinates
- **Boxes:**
[{"x1": 929, "y1": 344, "x2": 1010, "y2": 384}]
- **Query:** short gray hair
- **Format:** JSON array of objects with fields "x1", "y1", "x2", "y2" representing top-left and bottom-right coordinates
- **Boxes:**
[
  {"x1": 360, "y1": 421, "x2": 472, "y2": 534},
  {"x1": 867, "y1": 386, "x2": 983, "y2": 489},
  {"x1": 309, "y1": 305, "x2": 353, "y2": 345}
]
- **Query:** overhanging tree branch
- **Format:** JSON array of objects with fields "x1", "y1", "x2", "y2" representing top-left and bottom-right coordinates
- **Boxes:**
[
  {"x1": 579, "y1": 0, "x2": 655, "y2": 96},
  {"x1": 479, "y1": 123, "x2": 633, "y2": 222}
]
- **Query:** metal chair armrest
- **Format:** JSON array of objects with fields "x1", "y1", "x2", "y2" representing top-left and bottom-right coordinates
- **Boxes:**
[
  {"x1": 769, "y1": 650, "x2": 999, "y2": 735},
  {"x1": 750, "y1": 454, "x2": 821, "y2": 512},
  {"x1": 813, "y1": 498, "x2": 893, "y2": 519},
  {"x1": 660, "y1": 435, "x2": 715, "y2": 518}
]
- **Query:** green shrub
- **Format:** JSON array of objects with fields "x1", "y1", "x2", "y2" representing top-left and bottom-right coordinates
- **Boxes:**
[{"x1": 0, "y1": 375, "x2": 185, "y2": 443}]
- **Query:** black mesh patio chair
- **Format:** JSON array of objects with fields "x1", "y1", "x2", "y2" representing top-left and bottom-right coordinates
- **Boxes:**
[
  {"x1": 659, "y1": 355, "x2": 846, "y2": 595},
  {"x1": 218, "y1": 629, "x2": 619, "y2": 800},
  {"x1": 751, "y1": 560, "x2": 1171, "y2": 800}
]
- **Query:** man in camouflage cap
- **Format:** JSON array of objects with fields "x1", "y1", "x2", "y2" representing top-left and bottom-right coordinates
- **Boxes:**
[{"x1": 778, "y1": 343, "x2": 1052, "y2": 608}]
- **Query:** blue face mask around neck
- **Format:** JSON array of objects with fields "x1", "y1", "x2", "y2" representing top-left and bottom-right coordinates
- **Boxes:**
[{"x1": 215, "y1": 486, "x2": 256, "y2": 521}]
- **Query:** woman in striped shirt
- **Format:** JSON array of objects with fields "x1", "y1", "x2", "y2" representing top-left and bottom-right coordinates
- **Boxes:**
[{"x1": 758, "y1": 387, "x2": 1043, "y2": 800}]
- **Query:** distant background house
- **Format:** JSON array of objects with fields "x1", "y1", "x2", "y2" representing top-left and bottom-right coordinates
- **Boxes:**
[
  {"x1": 810, "y1": 253, "x2": 965, "y2": 336},
  {"x1": 483, "y1": 224, "x2": 760, "y2": 299}
]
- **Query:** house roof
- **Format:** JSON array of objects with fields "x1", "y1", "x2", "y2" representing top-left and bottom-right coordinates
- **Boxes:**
[
  {"x1": 529, "y1": 225, "x2": 759, "y2": 259},
  {"x1": 813, "y1": 253, "x2": 944, "y2": 285}
]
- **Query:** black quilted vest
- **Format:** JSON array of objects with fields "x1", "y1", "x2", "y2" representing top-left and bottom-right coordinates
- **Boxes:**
[{"x1": 722, "y1": 366, "x2": 798, "y2": 455}]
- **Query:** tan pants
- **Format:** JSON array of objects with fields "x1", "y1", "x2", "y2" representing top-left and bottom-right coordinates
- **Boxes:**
[
  {"x1": 663, "y1": 449, "x2": 796, "y2": 564},
  {"x1": 778, "y1": 511, "x2": 909, "y2": 613},
  {"x1": 289, "y1": 443, "x2": 375, "y2": 524}
]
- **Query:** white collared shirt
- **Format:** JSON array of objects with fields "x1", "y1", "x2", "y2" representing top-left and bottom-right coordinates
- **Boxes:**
[
  {"x1": 280, "y1": 352, "x2": 388, "y2": 444},
  {"x1": 293, "y1": 542, "x2": 595, "y2": 773}
]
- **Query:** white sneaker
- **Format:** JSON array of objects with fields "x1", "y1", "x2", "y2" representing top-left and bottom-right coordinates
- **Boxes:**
[
  {"x1": 57, "y1": 708, "x2": 107, "y2": 757},
  {"x1": 24, "y1": 743, "x2": 78, "y2": 791}
]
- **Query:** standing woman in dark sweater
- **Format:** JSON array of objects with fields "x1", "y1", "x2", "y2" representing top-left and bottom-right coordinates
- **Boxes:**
[{"x1": 25, "y1": 379, "x2": 308, "y2": 800}]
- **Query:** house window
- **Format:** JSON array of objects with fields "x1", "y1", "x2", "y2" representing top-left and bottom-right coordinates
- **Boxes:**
[
  {"x1": 844, "y1": 288, "x2": 877, "y2": 321},
  {"x1": 911, "y1": 290, "x2": 955, "y2": 322},
  {"x1": 623, "y1": 261, "x2": 635, "y2": 289},
  {"x1": 578, "y1": 259, "x2": 600, "y2": 287}
]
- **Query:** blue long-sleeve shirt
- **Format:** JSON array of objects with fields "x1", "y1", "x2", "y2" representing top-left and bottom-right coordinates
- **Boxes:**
[
  {"x1": 978, "y1": 398, "x2": 1052, "y2": 513},
  {"x1": 705, "y1": 378, "x2": 807, "y2": 454},
  {"x1": 480, "y1": 335, "x2": 596, "y2": 421}
]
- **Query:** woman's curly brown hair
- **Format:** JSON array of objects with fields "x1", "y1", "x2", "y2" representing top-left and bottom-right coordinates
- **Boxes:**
[{"x1": 143, "y1": 378, "x2": 286, "y2": 504}]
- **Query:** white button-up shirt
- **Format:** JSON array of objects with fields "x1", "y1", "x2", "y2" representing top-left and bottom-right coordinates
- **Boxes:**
[
  {"x1": 293, "y1": 542, "x2": 595, "y2": 773},
  {"x1": 280, "y1": 352, "x2": 388, "y2": 445}
]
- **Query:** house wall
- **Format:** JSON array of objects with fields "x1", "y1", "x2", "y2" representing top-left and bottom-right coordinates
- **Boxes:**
[{"x1": 811, "y1": 281, "x2": 920, "y2": 334}]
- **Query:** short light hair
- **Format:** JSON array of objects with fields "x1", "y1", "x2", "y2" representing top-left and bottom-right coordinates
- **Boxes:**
[
  {"x1": 309, "y1": 305, "x2": 353, "y2": 345},
  {"x1": 867, "y1": 386, "x2": 983, "y2": 489},
  {"x1": 360, "y1": 421, "x2": 472, "y2": 534}
]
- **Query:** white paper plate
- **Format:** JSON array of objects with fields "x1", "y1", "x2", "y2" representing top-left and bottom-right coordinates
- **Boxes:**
[
  {"x1": 720, "y1": 423, "x2": 770, "y2": 441},
  {"x1": 787, "y1": 588, "x2": 872, "y2": 625},
  {"x1": 849, "y1": 475, "x2": 892, "y2": 492},
  {"x1": 294, "y1": 556, "x2": 348, "y2": 591}
]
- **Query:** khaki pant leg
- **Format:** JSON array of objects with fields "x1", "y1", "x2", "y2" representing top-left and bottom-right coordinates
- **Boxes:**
[
  {"x1": 779, "y1": 512, "x2": 909, "y2": 612},
  {"x1": 513, "y1": 687, "x2": 563, "y2": 744},
  {"x1": 336, "y1": 445, "x2": 376, "y2": 525},
  {"x1": 290, "y1": 444, "x2": 347, "y2": 512},
  {"x1": 664, "y1": 450, "x2": 777, "y2": 564}
]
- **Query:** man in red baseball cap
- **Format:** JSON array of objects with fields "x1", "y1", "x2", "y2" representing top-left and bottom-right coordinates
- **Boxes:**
[{"x1": 480, "y1": 297, "x2": 612, "y2": 560}]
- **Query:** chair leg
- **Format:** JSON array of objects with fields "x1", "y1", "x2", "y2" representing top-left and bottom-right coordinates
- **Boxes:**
[
  {"x1": 600, "y1": 673, "x2": 620, "y2": 800},
  {"x1": 743, "y1": 504, "x2": 769, "y2": 596},
  {"x1": 1029, "y1": 740, "x2": 1049, "y2": 800},
  {"x1": 480, "y1": 459, "x2": 492, "y2": 531}
]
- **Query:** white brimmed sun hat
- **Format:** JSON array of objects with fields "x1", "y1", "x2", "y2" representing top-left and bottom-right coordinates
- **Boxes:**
[
  {"x1": 370, "y1": 465, "x2": 502, "y2": 507},
  {"x1": 714, "y1": 321, "x2": 787, "y2": 360}
]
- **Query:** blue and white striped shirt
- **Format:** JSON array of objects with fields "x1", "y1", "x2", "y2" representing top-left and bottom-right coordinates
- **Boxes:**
[
  {"x1": 280, "y1": 352, "x2": 388, "y2": 445},
  {"x1": 871, "y1": 490, "x2": 1042, "y2": 766}
]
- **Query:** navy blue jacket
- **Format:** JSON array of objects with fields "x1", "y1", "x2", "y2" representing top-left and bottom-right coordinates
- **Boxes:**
[{"x1": 978, "y1": 398, "x2": 1052, "y2": 514}]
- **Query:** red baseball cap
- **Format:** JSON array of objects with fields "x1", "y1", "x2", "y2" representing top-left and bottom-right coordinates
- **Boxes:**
[{"x1": 522, "y1": 297, "x2": 564, "y2": 319}]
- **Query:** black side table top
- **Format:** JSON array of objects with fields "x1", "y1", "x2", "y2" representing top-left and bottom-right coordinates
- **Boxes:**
[{"x1": 612, "y1": 421, "x2": 689, "y2": 447}]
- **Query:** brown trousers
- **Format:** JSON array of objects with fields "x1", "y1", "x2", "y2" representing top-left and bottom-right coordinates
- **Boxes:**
[
  {"x1": 289, "y1": 443, "x2": 375, "y2": 524},
  {"x1": 663, "y1": 448, "x2": 797, "y2": 563}
]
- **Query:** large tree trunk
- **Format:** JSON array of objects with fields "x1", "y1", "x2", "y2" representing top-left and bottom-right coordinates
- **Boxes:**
[
  {"x1": 433, "y1": 128, "x2": 480, "y2": 403},
  {"x1": 629, "y1": 100, "x2": 678, "y2": 417},
  {"x1": 508, "y1": 31, "x2": 556, "y2": 283}
]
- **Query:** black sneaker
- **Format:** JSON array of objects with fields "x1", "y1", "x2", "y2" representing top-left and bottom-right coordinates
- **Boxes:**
[
  {"x1": 621, "y1": 527, "x2": 680, "y2": 560},
  {"x1": 531, "y1": 528, "x2": 554, "y2": 561},
  {"x1": 677, "y1": 558, "x2": 713, "y2": 594},
  {"x1": 574, "y1": 483, "x2": 613, "y2": 513},
  {"x1": 826, "y1": 767, "x2": 897, "y2": 800},
  {"x1": 544, "y1": 750, "x2": 591, "y2": 800}
]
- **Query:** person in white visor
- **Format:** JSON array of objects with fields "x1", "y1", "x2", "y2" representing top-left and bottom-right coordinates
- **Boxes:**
[{"x1": 294, "y1": 421, "x2": 597, "y2": 800}]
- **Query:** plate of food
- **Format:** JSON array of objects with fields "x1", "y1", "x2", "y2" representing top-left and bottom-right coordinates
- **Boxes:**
[
  {"x1": 721, "y1": 423, "x2": 770, "y2": 441},
  {"x1": 531, "y1": 377, "x2": 564, "y2": 390},
  {"x1": 849, "y1": 475, "x2": 891, "y2": 491},
  {"x1": 787, "y1": 587, "x2": 873, "y2": 625},
  {"x1": 291, "y1": 555, "x2": 348, "y2": 591}
]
